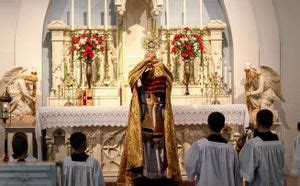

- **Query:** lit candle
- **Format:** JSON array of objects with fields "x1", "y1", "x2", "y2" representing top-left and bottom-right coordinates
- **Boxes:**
[
  {"x1": 183, "y1": 0, "x2": 186, "y2": 25},
  {"x1": 88, "y1": 0, "x2": 91, "y2": 28},
  {"x1": 71, "y1": 0, "x2": 75, "y2": 30},
  {"x1": 2, "y1": 102, "x2": 9, "y2": 119},
  {"x1": 166, "y1": 0, "x2": 169, "y2": 30},
  {"x1": 200, "y1": 0, "x2": 203, "y2": 26},
  {"x1": 104, "y1": 0, "x2": 108, "y2": 30}
]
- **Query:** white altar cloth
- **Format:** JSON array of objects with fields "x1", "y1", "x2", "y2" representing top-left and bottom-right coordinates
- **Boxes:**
[{"x1": 36, "y1": 104, "x2": 249, "y2": 140}]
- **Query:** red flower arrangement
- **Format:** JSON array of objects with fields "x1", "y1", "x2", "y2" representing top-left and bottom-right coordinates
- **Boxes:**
[
  {"x1": 71, "y1": 29, "x2": 105, "y2": 63},
  {"x1": 171, "y1": 27, "x2": 204, "y2": 61}
]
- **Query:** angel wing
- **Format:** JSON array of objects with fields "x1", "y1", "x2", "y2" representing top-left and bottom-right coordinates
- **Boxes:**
[
  {"x1": 260, "y1": 65, "x2": 285, "y2": 102},
  {"x1": 0, "y1": 67, "x2": 27, "y2": 94}
]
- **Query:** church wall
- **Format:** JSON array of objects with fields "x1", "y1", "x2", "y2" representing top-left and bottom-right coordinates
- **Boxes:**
[
  {"x1": 222, "y1": 0, "x2": 260, "y2": 103},
  {"x1": 0, "y1": 0, "x2": 20, "y2": 75},
  {"x1": 0, "y1": 1, "x2": 299, "y2": 178},
  {"x1": 14, "y1": 0, "x2": 50, "y2": 108},
  {"x1": 274, "y1": 0, "x2": 300, "y2": 177}
]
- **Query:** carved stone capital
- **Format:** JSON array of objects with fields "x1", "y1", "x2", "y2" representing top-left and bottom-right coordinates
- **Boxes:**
[
  {"x1": 114, "y1": 0, "x2": 126, "y2": 16},
  {"x1": 48, "y1": 20, "x2": 69, "y2": 31}
]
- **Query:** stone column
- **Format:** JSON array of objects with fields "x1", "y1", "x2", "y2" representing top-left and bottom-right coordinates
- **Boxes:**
[
  {"x1": 207, "y1": 20, "x2": 226, "y2": 76},
  {"x1": 48, "y1": 21, "x2": 69, "y2": 96}
]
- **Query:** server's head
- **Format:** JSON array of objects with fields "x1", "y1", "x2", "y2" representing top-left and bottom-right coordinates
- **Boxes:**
[
  {"x1": 12, "y1": 132, "x2": 28, "y2": 157},
  {"x1": 207, "y1": 112, "x2": 225, "y2": 133},
  {"x1": 70, "y1": 132, "x2": 87, "y2": 152},
  {"x1": 256, "y1": 109, "x2": 273, "y2": 129}
]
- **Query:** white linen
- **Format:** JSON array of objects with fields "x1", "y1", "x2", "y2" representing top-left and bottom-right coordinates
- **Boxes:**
[
  {"x1": 239, "y1": 137, "x2": 285, "y2": 186},
  {"x1": 63, "y1": 156, "x2": 105, "y2": 186},
  {"x1": 184, "y1": 139, "x2": 241, "y2": 186},
  {"x1": 36, "y1": 104, "x2": 249, "y2": 138},
  {"x1": 36, "y1": 104, "x2": 249, "y2": 160},
  {"x1": 292, "y1": 135, "x2": 300, "y2": 175},
  {"x1": 8, "y1": 155, "x2": 37, "y2": 163}
]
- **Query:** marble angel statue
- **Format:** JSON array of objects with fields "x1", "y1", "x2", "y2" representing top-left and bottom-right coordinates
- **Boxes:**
[
  {"x1": 244, "y1": 63, "x2": 285, "y2": 123},
  {"x1": 0, "y1": 67, "x2": 38, "y2": 121}
]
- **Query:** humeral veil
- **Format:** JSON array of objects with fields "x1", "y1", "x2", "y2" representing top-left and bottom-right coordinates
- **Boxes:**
[{"x1": 117, "y1": 56, "x2": 182, "y2": 184}]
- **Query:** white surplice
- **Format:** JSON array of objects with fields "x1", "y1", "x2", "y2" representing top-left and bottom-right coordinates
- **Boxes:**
[
  {"x1": 8, "y1": 155, "x2": 37, "y2": 163},
  {"x1": 239, "y1": 137, "x2": 285, "y2": 186},
  {"x1": 292, "y1": 135, "x2": 300, "y2": 175},
  {"x1": 184, "y1": 139, "x2": 241, "y2": 186},
  {"x1": 63, "y1": 156, "x2": 105, "y2": 186}
]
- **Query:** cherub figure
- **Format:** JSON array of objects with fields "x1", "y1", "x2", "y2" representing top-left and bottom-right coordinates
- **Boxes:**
[
  {"x1": 0, "y1": 67, "x2": 37, "y2": 121},
  {"x1": 244, "y1": 63, "x2": 285, "y2": 123}
]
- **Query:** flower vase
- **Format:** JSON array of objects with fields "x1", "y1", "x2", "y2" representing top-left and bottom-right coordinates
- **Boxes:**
[
  {"x1": 184, "y1": 60, "x2": 190, "y2": 95},
  {"x1": 86, "y1": 61, "x2": 92, "y2": 89}
]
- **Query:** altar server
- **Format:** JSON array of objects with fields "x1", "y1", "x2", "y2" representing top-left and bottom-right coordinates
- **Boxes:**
[
  {"x1": 9, "y1": 132, "x2": 36, "y2": 162},
  {"x1": 239, "y1": 109, "x2": 285, "y2": 186},
  {"x1": 184, "y1": 112, "x2": 241, "y2": 186},
  {"x1": 291, "y1": 122, "x2": 300, "y2": 176},
  {"x1": 63, "y1": 132, "x2": 105, "y2": 186}
]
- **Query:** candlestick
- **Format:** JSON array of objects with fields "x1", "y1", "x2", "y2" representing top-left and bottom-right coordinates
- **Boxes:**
[
  {"x1": 104, "y1": 0, "x2": 108, "y2": 30},
  {"x1": 200, "y1": 0, "x2": 203, "y2": 26},
  {"x1": 166, "y1": 0, "x2": 169, "y2": 30},
  {"x1": 183, "y1": 0, "x2": 186, "y2": 25},
  {"x1": 71, "y1": 0, "x2": 75, "y2": 30},
  {"x1": 88, "y1": 0, "x2": 91, "y2": 28}
]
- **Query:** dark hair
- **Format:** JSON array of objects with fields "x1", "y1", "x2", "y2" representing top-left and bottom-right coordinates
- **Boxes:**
[
  {"x1": 256, "y1": 109, "x2": 273, "y2": 128},
  {"x1": 298, "y1": 122, "x2": 300, "y2": 131},
  {"x1": 70, "y1": 132, "x2": 86, "y2": 151},
  {"x1": 12, "y1": 132, "x2": 28, "y2": 157},
  {"x1": 207, "y1": 112, "x2": 225, "y2": 133}
]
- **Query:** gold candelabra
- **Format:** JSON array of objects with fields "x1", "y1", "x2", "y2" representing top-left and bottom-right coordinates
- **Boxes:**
[{"x1": 103, "y1": 31, "x2": 111, "y2": 86}]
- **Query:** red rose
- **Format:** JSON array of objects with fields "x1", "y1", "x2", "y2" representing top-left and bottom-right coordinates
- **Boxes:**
[
  {"x1": 71, "y1": 45, "x2": 77, "y2": 52},
  {"x1": 85, "y1": 45, "x2": 92, "y2": 51},
  {"x1": 178, "y1": 33, "x2": 183, "y2": 38},
  {"x1": 82, "y1": 52, "x2": 88, "y2": 58},
  {"x1": 181, "y1": 52, "x2": 187, "y2": 58},
  {"x1": 188, "y1": 52, "x2": 194, "y2": 58},
  {"x1": 72, "y1": 36, "x2": 80, "y2": 44},
  {"x1": 171, "y1": 39, "x2": 176, "y2": 45},
  {"x1": 92, "y1": 34, "x2": 97, "y2": 38},
  {"x1": 87, "y1": 38, "x2": 92, "y2": 44},
  {"x1": 186, "y1": 44, "x2": 192, "y2": 51},
  {"x1": 172, "y1": 46, "x2": 178, "y2": 53},
  {"x1": 88, "y1": 51, "x2": 94, "y2": 58},
  {"x1": 100, "y1": 46, "x2": 105, "y2": 52},
  {"x1": 193, "y1": 34, "x2": 199, "y2": 39},
  {"x1": 81, "y1": 33, "x2": 86, "y2": 38},
  {"x1": 98, "y1": 39, "x2": 102, "y2": 45},
  {"x1": 184, "y1": 27, "x2": 190, "y2": 31}
]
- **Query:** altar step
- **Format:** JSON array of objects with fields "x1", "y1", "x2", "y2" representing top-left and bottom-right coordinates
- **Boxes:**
[{"x1": 104, "y1": 181, "x2": 195, "y2": 186}]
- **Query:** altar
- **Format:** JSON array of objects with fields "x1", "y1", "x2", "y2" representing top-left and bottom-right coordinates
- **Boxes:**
[{"x1": 36, "y1": 104, "x2": 249, "y2": 181}]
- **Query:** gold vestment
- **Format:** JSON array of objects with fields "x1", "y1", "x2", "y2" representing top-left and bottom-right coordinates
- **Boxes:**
[{"x1": 117, "y1": 59, "x2": 182, "y2": 185}]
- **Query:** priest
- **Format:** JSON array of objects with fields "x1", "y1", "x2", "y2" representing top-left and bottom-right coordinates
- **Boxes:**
[{"x1": 117, "y1": 51, "x2": 181, "y2": 185}]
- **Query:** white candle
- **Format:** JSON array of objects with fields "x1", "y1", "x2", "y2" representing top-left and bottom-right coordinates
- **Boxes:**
[
  {"x1": 223, "y1": 60, "x2": 228, "y2": 85},
  {"x1": 88, "y1": 0, "x2": 91, "y2": 28},
  {"x1": 166, "y1": 0, "x2": 169, "y2": 30},
  {"x1": 71, "y1": 0, "x2": 75, "y2": 30},
  {"x1": 200, "y1": 0, "x2": 203, "y2": 26},
  {"x1": 104, "y1": 0, "x2": 108, "y2": 30},
  {"x1": 183, "y1": 0, "x2": 186, "y2": 25},
  {"x1": 228, "y1": 66, "x2": 232, "y2": 89}
]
